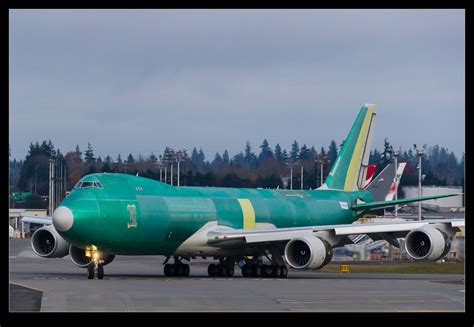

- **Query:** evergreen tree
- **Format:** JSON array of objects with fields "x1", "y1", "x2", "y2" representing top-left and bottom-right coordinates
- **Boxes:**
[
  {"x1": 309, "y1": 146, "x2": 317, "y2": 162},
  {"x1": 102, "y1": 162, "x2": 112, "y2": 172},
  {"x1": 222, "y1": 150, "x2": 230, "y2": 164},
  {"x1": 320, "y1": 146, "x2": 326, "y2": 157},
  {"x1": 258, "y1": 139, "x2": 273, "y2": 163},
  {"x1": 127, "y1": 153, "x2": 135, "y2": 164},
  {"x1": 274, "y1": 143, "x2": 283, "y2": 163},
  {"x1": 290, "y1": 140, "x2": 300, "y2": 162},
  {"x1": 105, "y1": 155, "x2": 112, "y2": 164},
  {"x1": 299, "y1": 144, "x2": 310, "y2": 161},
  {"x1": 281, "y1": 149, "x2": 289, "y2": 164},
  {"x1": 88, "y1": 165, "x2": 97, "y2": 174},
  {"x1": 75, "y1": 145, "x2": 83, "y2": 162},
  {"x1": 328, "y1": 140, "x2": 338, "y2": 164},
  {"x1": 97, "y1": 156, "x2": 102, "y2": 164},
  {"x1": 244, "y1": 141, "x2": 257, "y2": 167},
  {"x1": 84, "y1": 142, "x2": 96, "y2": 164},
  {"x1": 233, "y1": 152, "x2": 245, "y2": 166},
  {"x1": 198, "y1": 148, "x2": 206, "y2": 165},
  {"x1": 117, "y1": 154, "x2": 123, "y2": 164},
  {"x1": 211, "y1": 152, "x2": 224, "y2": 169}
]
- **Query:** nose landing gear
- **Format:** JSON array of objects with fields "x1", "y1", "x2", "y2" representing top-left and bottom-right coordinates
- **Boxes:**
[{"x1": 85, "y1": 245, "x2": 105, "y2": 279}]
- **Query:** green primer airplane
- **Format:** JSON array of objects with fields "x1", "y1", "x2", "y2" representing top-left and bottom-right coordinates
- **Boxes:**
[{"x1": 30, "y1": 104, "x2": 464, "y2": 279}]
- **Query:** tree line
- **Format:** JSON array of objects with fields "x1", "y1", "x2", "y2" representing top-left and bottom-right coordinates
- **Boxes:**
[{"x1": 9, "y1": 138, "x2": 464, "y2": 208}]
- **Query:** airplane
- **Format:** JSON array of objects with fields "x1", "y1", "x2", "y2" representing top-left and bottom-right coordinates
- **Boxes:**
[{"x1": 28, "y1": 104, "x2": 464, "y2": 279}]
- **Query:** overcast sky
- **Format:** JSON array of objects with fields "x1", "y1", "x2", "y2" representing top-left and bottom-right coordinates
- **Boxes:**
[{"x1": 9, "y1": 9, "x2": 465, "y2": 162}]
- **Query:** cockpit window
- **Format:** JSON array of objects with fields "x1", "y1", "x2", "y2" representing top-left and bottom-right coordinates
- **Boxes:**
[
  {"x1": 93, "y1": 181, "x2": 103, "y2": 188},
  {"x1": 74, "y1": 181, "x2": 103, "y2": 189},
  {"x1": 80, "y1": 181, "x2": 95, "y2": 188}
]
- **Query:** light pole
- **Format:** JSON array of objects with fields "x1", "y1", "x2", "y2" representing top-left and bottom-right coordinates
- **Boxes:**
[
  {"x1": 176, "y1": 149, "x2": 188, "y2": 187},
  {"x1": 290, "y1": 166, "x2": 293, "y2": 190},
  {"x1": 170, "y1": 162, "x2": 173, "y2": 186},
  {"x1": 300, "y1": 164, "x2": 304, "y2": 190},
  {"x1": 158, "y1": 155, "x2": 163, "y2": 182},
  {"x1": 414, "y1": 144, "x2": 426, "y2": 221},
  {"x1": 316, "y1": 154, "x2": 329, "y2": 187}
]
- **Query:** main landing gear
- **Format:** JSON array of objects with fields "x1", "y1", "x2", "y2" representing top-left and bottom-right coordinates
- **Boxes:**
[
  {"x1": 207, "y1": 257, "x2": 235, "y2": 277},
  {"x1": 241, "y1": 263, "x2": 288, "y2": 278},
  {"x1": 239, "y1": 255, "x2": 288, "y2": 278},
  {"x1": 163, "y1": 256, "x2": 190, "y2": 277}
]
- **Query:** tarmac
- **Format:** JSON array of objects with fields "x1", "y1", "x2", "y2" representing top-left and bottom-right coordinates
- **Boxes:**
[{"x1": 9, "y1": 239, "x2": 465, "y2": 312}]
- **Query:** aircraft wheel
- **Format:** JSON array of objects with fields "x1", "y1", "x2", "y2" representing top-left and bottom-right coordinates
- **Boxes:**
[
  {"x1": 241, "y1": 264, "x2": 250, "y2": 277},
  {"x1": 216, "y1": 265, "x2": 225, "y2": 277},
  {"x1": 226, "y1": 266, "x2": 234, "y2": 277},
  {"x1": 176, "y1": 264, "x2": 184, "y2": 277},
  {"x1": 87, "y1": 264, "x2": 95, "y2": 279},
  {"x1": 251, "y1": 265, "x2": 261, "y2": 277},
  {"x1": 208, "y1": 264, "x2": 217, "y2": 277},
  {"x1": 164, "y1": 264, "x2": 171, "y2": 277},
  {"x1": 97, "y1": 265, "x2": 104, "y2": 279},
  {"x1": 271, "y1": 266, "x2": 279, "y2": 278},
  {"x1": 279, "y1": 266, "x2": 288, "y2": 278},
  {"x1": 183, "y1": 264, "x2": 190, "y2": 277}
]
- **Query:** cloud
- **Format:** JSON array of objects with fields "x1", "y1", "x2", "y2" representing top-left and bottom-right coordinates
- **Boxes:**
[{"x1": 9, "y1": 9, "x2": 465, "y2": 160}]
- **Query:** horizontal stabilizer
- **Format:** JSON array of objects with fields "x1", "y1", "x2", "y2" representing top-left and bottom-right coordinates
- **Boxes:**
[{"x1": 351, "y1": 193, "x2": 463, "y2": 211}]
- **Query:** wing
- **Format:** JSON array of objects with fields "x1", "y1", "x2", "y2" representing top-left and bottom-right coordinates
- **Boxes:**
[
  {"x1": 207, "y1": 219, "x2": 464, "y2": 249},
  {"x1": 352, "y1": 193, "x2": 462, "y2": 212},
  {"x1": 20, "y1": 216, "x2": 53, "y2": 225}
]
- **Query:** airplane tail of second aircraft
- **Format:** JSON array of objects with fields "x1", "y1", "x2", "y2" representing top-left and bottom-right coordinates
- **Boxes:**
[{"x1": 320, "y1": 104, "x2": 377, "y2": 192}]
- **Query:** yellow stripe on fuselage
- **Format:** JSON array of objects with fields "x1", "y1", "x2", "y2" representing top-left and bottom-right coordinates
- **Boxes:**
[
  {"x1": 344, "y1": 107, "x2": 373, "y2": 191},
  {"x1": 238, "y1": 198, "x2": 256, "y2": 229}
]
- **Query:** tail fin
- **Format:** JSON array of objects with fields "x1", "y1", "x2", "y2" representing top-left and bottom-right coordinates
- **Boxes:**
[
  {"x1": 362, "y1": 164, "x2": 377, "y2": 189},
  {"x1": 364, "y1": 163, "x2": 397, "y2": 202},
  {"x1": 384, "y1": 162, "x2": 406, "y2": 201},
  {"x1": 321, "y1": 104, "x2": 377, "y2": 191}
]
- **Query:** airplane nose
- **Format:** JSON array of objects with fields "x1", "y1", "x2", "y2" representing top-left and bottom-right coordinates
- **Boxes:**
[{"x1": 52, "y1": 206, "x2": 74, "y2": 232}]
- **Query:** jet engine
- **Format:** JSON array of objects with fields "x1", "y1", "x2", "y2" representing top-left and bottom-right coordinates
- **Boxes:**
[
  {"x1": 405, "y1": 226, "x2": 451, "y2": 260},
  {"x1": 284, "y1": 236, "x2": 333, "y2": 269},
  {"x1": 31, "y1": 225, "x2": 69, "y2": 258},
  {"x1": 69, "y1": 245, "x2": 115, "y2": 268}
]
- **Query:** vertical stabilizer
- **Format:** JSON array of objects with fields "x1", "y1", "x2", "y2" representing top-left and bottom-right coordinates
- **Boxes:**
[{"x1": 320, "y1": 104, "x2": 377, "y2": 191}]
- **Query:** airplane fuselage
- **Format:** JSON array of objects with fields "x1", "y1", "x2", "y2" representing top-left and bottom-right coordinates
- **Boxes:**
[{"x1": 57, "y1": 173, "x2": 372, "y2": 255}]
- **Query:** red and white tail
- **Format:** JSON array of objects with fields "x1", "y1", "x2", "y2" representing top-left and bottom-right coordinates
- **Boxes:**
[
  {"x1": 385, "y1": 162, "x2": 407, "y2": 201},
  {"x1": 362, "y1": 164, "x2": 377, "y2": 190}
]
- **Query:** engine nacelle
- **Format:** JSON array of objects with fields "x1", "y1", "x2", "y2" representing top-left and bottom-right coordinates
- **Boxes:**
[
  {"x1": 69, "y1": 245, "x2": 115, "y2": 268},
  {"x1": 284, "y1": 236, "x2": 333, "y2": 270},
  {"x1": 405, "y1": 226, "x2": 451, "y2": 260},
  {"x1": 31, "y1": 225, "x2": 69, "y2": 258}
]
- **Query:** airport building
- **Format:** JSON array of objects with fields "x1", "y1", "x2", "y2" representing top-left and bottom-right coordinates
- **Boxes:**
[{"x1": 9, "y1": 209, "x2": 47, "y2": 238}]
